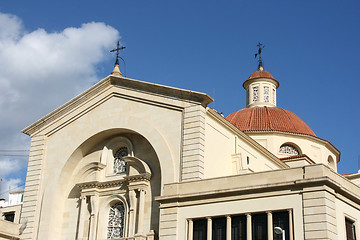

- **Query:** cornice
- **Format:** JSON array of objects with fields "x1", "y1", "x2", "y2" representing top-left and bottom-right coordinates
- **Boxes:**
[
  {"x1": 244, "y1": 130, "x2": 341, "y2": 162},
  {"x1": 22, "y1": 74, "x2": 213, "y2": 136},
  {"x1": 77, "y1": 173, "x2": 151, "y2": 190}
]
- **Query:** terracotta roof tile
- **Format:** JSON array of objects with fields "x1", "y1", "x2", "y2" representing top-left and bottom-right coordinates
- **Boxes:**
[
  {"x1": 248, "y1": 70, "x2": 275, "y2": 80},
  {"x1": 226, "y1": 106, "x2": 316, "y2": 137}
]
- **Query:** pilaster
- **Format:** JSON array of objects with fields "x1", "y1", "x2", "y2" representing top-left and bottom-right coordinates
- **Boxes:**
[
  {"x1": 302, "y1": 189, "x2": 337, "y2": 239},
  {"x1": 20, "y1": 135, "x2": 47, "y2": 240},
  {"x1": 181, "y1": 105, "x2": 205, "y2": 181}
]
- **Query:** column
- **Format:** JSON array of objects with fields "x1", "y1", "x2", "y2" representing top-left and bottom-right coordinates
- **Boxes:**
[
  {"x1": 267, "y1": 212, "x2": 273, "y2": 240},
  {"x1": 77, "y1": 195, "x2": 87, "y2": 240},
  {"x1": 226, "y1": 215, "x2": 231, "y2": 240},
  {"x1": 207, "y1": 217, "x2": 212, "y2": 240},
  {"x1": 188, "y1": 219, "x2": 193, "y2": 240},
  {"x1": 136, "y1": 189, "x2": 146, "y2": 235},
  {"x1": 89, "y1": 194, "x2": 99, "y2": 240},
  {"x1": 288, "y1": 209, "x2": 293, "y2": 240},
  {"x1": 128, "y1": 190, "x2": 137, "y2": 237},
  {"x1": 246, "y1": 214, "x2": 252, "y2": 240}
]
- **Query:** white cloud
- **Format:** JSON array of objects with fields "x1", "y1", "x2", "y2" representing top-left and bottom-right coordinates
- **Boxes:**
[{"x1": 0, "y1": 12, "x2": 120, "y2": 184}]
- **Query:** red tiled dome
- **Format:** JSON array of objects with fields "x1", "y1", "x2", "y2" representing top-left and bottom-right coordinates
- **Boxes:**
[
  {"x1": 248, "y1": 70, "x2": 275, "y2": 80},
  {"x1": 226, "y1": 107, "x2": 316, "y2": 137}
]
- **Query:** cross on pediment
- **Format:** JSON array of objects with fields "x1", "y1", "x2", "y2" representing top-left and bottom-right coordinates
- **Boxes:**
[{"x1": 110, "y1": 41, "x2": 126, "y2": 66}]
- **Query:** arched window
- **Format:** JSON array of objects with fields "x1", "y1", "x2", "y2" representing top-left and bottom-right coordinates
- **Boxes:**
[
  {"x1": 279, "y1": 144, "x2": 299, "y2": 155},
  {"x1": 113, "y1": 147, "x2": 128, "y2": 174},
  {"x1": 107, "y1": 202, "x2": 125, "y2": 239}
]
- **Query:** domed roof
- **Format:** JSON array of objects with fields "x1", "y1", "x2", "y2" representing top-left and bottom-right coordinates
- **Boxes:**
[
  {"x1": 248, "y1": 70, "x2": 275, "y2": 80},
  {"x1": 226, "y1": 107, "x2": 316, "y2": 137}
]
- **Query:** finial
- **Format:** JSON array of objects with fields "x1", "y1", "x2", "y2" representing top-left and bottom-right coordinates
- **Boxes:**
[
  {"x1": 110, "y1": 41, "x2": 126, "y2": 75},
  {"x1": 254, "y1": 42, "x2": 265, "y2": 71}
]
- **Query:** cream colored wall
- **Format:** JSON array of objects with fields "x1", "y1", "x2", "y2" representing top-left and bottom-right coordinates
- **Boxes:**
[
  {"x1": 249, "y1": 133, "x2": 338, "y2": 171},
  {"x1": 177, "y1": 193, "x2": 303, "y2": 239},
  {"x1": 29, "y1": 87, "x2": 189, "y2": 239},
  {"x1": 335, "y1": 197, "x2": 360, "y2": 239},
  {"x1": 204, "y1": 111, "x2": 282, "y2": 178}
]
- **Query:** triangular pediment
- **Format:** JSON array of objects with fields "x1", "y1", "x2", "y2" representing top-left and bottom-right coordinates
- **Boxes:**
[{"x1": 22, "y1": 74, "x2": 213, "y2": 136}]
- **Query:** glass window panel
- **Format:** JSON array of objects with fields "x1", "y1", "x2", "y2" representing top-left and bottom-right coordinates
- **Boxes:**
[
  {"x1": 4, "y1": 212, "x2": 15, "y2": 222},
  {"x1": 346, "y1": 218, "x2": 356, "y2": 240},
  {"x1": 194, "y1": 219, "x2": 207, "y2": 240},
  {"x1": 273, "y1": 211, "x2": 290, "y2": 240},
  {"x1": 212, "y1": 217, "x2": 226, "y2": 240},
  {"x1": 252, "y1": 213, "x2": 267, "y2": 240},
  {"x1": 231, "y1": 215, "x2": 246, "y2": 240}
]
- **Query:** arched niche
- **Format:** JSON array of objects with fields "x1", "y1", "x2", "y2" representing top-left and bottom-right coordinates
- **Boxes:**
[
  {"x1": 279, "y1": 142, "x2": 302, "y2": 156},
  {"x1": 327, "y1": 155, "x2": 336, "y2": 170},
  {"x1": 53, "y1": 129, "x2": 162, "y2": 240}
]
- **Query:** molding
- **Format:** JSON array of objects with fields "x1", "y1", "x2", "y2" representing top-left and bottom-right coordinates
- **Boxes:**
[
  {"x1": 77, "y1": 173, "x2": 151, "y2": 190},
  {"x1": 22, "y1": 74, "x2": 213, "y2": 136},
  {"x1": 156, "y1": 165, "x2": 360, "y2": 210},
  {"x1": 244, "y1": 130, "x2": 341, "y2": 162}
]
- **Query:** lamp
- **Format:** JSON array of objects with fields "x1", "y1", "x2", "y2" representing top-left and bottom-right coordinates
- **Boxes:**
[{"x1": 274, "y1": 226, "x2": 285, "y2": 240}]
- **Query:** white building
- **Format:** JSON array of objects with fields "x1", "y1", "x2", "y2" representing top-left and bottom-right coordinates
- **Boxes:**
[{"x1": 14, "y1": 60, "x2": 360, "y2": 240}]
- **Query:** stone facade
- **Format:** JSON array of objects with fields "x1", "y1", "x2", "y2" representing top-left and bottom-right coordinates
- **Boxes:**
[{"x1": 13, "y1": 68, "x2": 360, "y2": 240}]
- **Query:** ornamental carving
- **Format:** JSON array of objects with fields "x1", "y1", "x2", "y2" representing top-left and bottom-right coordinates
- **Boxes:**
[
  {"x1": 279, "y1": 144, "x2": 299, "y2": 155},
  {"x1": 114, "y1": 147, "x2": 128, "y2": 174},
  {"x1": 264, "y1": 86, "x2": 269, "y2": 102},
  {"x1": 253, "y1": 87, "x2": 259, "y2": 102}
]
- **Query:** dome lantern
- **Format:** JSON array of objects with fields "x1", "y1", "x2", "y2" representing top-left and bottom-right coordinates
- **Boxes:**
[{"x1": 243, "y1": 67, "x2": 279, "y2": 108}]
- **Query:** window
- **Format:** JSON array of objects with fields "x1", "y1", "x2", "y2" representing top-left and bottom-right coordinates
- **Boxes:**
[
  {"x1": 279, "y1": 144, "x2": 299, "y2": 155},
  {"x1": 212, "y1": 217, "x2": 226, "y2": 240},
  {"x1": 107, "y1": 202, "x2": 125, "y2": 239},
  {"x1": 253, "y1": 87, "x2": 259, "y2": 102},
  {"x1": 191, "y1": 210, "x2": 292, "y2": 240},
  {"x1": 113, "y1": 147, "x2": 128, "y2": 174},
  {"x1": 346, "y1": 218, "x2": 356, "y2": 240},
  {"x1": 273, "y1": 211, "x2": 289, "y2": 240},
  {"x1": 272, "y1": 89, "x2": 276, "y2": 104},
  {"x1": 4, "y1": 212, "x2": 15, "y2": 222},
  {"x1": 231, "y1": 215, "x2": 246, "y2": 240},
  {"x1": 193, "y1": 219, "x2": 207, "y2": 240},
  {"x1": 264, "y1": 86, "x2": 269, "y2": 102},
  {"x1": 252, "y1": 213, "x2": 267, "y2": 240}
]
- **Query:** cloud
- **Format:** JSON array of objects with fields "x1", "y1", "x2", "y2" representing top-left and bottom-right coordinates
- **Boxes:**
[{"x1": 0, "y1": 12, "x2": 120, "y2": 184}]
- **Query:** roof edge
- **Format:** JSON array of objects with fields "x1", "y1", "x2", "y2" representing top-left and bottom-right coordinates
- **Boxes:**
[{"x1": 22, "y1": 74, "x2": 214, "y2": 136}]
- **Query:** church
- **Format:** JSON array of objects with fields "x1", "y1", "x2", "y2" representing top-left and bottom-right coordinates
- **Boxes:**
[{"x1": 10, "y1": 46, "x2": 360, "y2": 240}]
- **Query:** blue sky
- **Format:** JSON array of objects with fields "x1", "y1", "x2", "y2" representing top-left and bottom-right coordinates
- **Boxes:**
[{"x1": 0, "y1": 0, "x2": 359, "y2": 196}]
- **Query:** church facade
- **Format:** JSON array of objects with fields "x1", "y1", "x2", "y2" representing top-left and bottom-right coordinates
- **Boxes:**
[{"x1": 16, "y1": 61, "x2": 360, "y2": 240}]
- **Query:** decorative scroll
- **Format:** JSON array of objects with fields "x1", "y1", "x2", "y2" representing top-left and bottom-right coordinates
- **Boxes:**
[
  {"x1": 279, "y1": 144, "x2": 299, "y2": 155},
  {"x1": 264, "y1": 86, "x2": 269, "y2": 102},
  {"x1": 107, "y1": 202, "x2": 125, "y2": 239},
  {"x1": 113, "y1": 147, "x2": 128, "y2": 174}
]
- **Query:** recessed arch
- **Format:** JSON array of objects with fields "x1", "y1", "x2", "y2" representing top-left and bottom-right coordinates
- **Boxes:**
[
  {"x1": 279, "y1": 142, "x2": 302, "y2": 156},
  {"x1": 328, "y1": 155, "x2": 336, "y2": 170}
]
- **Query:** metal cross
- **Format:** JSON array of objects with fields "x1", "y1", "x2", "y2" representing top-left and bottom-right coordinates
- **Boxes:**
[
  {"x1": 110, "y1": 41, "x2": 126, "y2": 65},
  {"x1": 255, "y1": 42, "x2": 265, "y2": 69}
]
